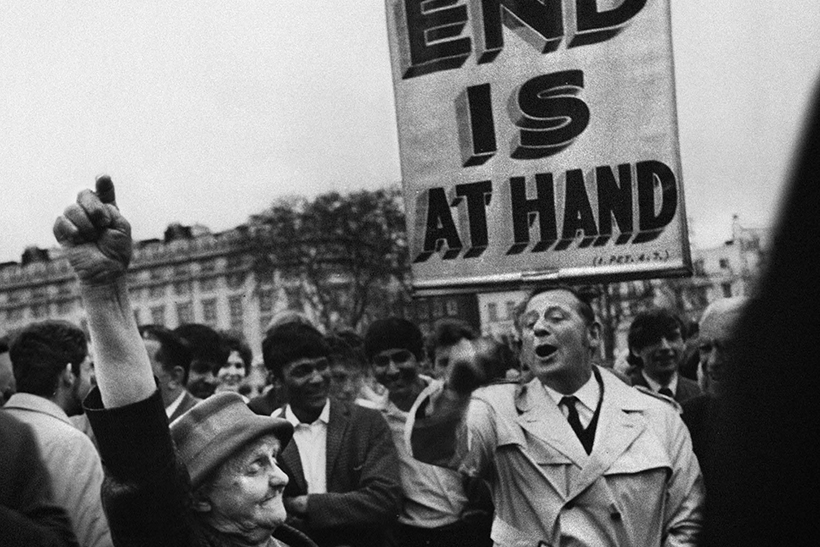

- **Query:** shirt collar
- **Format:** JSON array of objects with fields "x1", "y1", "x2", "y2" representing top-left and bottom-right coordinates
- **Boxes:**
[
  {"x1": 542, "y1": 372, "x2": 600, "y2": 414},
  {"x1": 164, "y1": 389, "x2": 188, "y2": 417},
  {"x1": 4, "y1": 393, "x2": 72, "y2": 425},
  {"x1": 284, "y1": 399, "x2": 330, "y2": 426},
  {"x1": 641, "y1": 370, "x2": 678, "y2": 394}
]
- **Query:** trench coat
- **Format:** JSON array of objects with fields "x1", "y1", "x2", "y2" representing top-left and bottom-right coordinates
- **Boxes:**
[{"x1": 410, "y1": 367, "x2": 704, "y2": 546}]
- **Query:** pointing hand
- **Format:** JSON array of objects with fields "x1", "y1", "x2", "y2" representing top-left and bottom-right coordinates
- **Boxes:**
[{"x1": 53, "y1": 176, "x2": 133, "y2": 286}]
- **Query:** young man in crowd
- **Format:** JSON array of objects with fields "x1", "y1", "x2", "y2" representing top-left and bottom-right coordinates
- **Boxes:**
[
  {"x1": 365, "y1": 317, "x2": 491, "y2": 547},
  {"x1": 627, "y1": 308, "x2": 702, "y2": 405},
  {"x1": 261, "y1": 322, "x2": 401, "y2": 547},
  {"x1": 4, "y1": 320, "x2": 112, "y2": 547},
  {"x1": 139, "y1": 325, "x2": 199, "y2": 422}
]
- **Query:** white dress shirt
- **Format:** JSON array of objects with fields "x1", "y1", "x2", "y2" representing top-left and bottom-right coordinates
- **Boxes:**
[
  {"x1": 542, "y1": 373, "x2": 601, "y2": 429},
  {"x1": 641, "y1": 370, "x2": 679, "y2": 395},
  {"x1": 164, "y1": 389, "x2": 187, "y2": 418},
  {"x1": 283, "y1": 401, "x2": 330, "y2": 494}
]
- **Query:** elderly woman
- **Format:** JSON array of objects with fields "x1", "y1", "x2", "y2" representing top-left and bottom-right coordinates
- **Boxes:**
[{"x1": 53, "y1": 178, "x2": 316, "y2": 547}]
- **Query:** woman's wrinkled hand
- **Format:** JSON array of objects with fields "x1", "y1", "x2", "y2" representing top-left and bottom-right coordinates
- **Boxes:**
[{"x1": 53, "y1": 176, "x2": 133, "y2": 286}]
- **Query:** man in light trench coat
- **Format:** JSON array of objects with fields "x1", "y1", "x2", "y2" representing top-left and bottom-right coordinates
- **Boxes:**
[{"x1": 408, "y1": 285, "x2": 704, "y2": 546}]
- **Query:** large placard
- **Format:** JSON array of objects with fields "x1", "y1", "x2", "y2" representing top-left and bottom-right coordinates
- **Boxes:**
[{"x1": 386, "y1": 0, "x2": 691, "y2": 295}]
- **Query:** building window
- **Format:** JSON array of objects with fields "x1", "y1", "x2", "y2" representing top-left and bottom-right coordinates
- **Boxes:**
[
  {"x1": 149, "y1": 285, "x2": 166, "y2": 299},
  {"x1": 259, "y1": 289, "x2": 274, "y2": 314},
  {"x1": 7, "y1": 291, "x2": 20, "y2": 304},
  {"x1": 719, "y1": 258, "x2": 730, "y2": 269},
  {"x1": 31, "y1": 304, "x2": 47, "y2": 318},
  {"x1": 721, "y1": 283, "x2": 733, "y2": 298},
  {"x1": 445, "y1": 299, "x2": 458, "y2": 316},
  {"x1": 227, "y1": 273, "x2": 246, "y2": 290},
  {"x1": 694, "y1": 259, "x2": 706, "y2": 276},
  {"x1": 505, "y1": 300, "x2": 517, "y2": 320},
  {"x1": 202, "y1": 298, "x2": 218, "y2": 326},
  {"x1": 174, "y1": 265, "x2": 189, "y2": 278},
  {"x1": 200, "y1": 278, "x2": 217, "y2": 292},
  {"x1": 57, "y1": 301, "x2": 73, "y2": 315},
  {"x1": 32, "y1": 288, "x2": 46, "y2": 301},
  {"x1": 150, "y1": 268, "x2": 165, "y2": 281},
  {"x1": 150, "y1": 305, "x2": 166, "y2": 326},
  {"x1": 174, "y1": 281, "x2": 190, "y2": 296},
  {"x1": 176, "y1": 302, "x2": 193, "y2": 325},
  {"x1": 200, "y1": 260, "x2": 216, "y2": 274},
  {"x1": 7, "y1": 307, "x2": 24, "y2": 322},
  {"x1": 488, "y1": 302, "x2": 499, "y2": 322},
  {"x1": 229, "y1": 295, "x2": 244, "y2": 331}
]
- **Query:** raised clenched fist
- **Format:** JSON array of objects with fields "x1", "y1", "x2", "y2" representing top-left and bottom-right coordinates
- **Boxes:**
[{"x1": 53, "y1": 176, "x2": 133, "y2": 286}]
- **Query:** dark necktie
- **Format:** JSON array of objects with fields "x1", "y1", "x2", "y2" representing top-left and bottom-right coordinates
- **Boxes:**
[
  {"x1": 560, "y1": 396, "x2": 589, "y2": 453},
  {"x1": 659, "y1": 387, "x2": 674, "y2": 398}
]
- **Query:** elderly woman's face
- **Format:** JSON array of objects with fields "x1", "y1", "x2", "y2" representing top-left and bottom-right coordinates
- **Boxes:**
[{"x1": 203, "y1": 434, "x2": 289, "y2": 539}]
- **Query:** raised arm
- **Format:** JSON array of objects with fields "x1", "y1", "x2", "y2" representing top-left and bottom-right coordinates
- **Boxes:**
[{"x1": 53, "y1": 176, "x2": 155, "y2": 408}]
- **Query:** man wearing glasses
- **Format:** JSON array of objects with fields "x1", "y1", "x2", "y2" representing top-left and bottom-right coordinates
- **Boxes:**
[
  {"x1": 260, "y1": 322, "x2": 401, "y2": 547},
  {"x1": 364, "y1": 318, "x2": 491, "y2": 547}
]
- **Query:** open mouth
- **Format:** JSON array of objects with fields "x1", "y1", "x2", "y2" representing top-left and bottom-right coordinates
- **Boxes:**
[{"x1": 535, "y1": 344, "x2": 557, "y2": 359}]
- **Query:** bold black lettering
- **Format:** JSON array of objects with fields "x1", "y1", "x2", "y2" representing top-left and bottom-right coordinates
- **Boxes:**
[
  {"x1": 507, "y1": 174, "x2": 557, "y2": 255},
  {"x1": 399, "y1": 0, "x2": 471, "y2": 79},
  {"x1": 511, "y1": 70, "x2": 590, "y2": 160},
  {"x1": 558, "y1": 169, "x2": 598, "y2": 250},
  {"x1": 473, "y1": 0, "x2": 564, "y2": 63},
  {"x1": 458, "y1": 84, "x2": 497, "y2": 167},
  {"x1": 634, "y1": 160, "x2": 677, "y2": 243},
  {"x1": 595, "y1": 163, "x2": 633, "y2": 246},
  {"x1": 456, "y1": 181, "x2": 493, "y2": 257},
  {"x1": 415, "y1": 187, "x2": 463, "y2": 262},
  {"x1": 570, "y1": 0, "x2": 647, "y2": 48}
]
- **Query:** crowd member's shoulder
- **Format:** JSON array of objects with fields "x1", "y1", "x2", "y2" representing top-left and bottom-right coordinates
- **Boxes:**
[{"x1": 633, "y1": 385, "x2": 683, "y2": 414}]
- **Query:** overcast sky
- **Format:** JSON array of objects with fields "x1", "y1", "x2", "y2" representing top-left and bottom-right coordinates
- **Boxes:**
[{"x1": 1, "y1": 1, "x2": 819, "y2": 264}]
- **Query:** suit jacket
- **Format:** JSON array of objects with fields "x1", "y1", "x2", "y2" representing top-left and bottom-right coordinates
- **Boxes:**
[
  {"x1": 629, "y1": 370, "x2": 702, "y2": 404},
  {"x1": 412, "y1": 367, "x2": 704, "y2": 546},
  {"x1": 276, "y1": 399, "x2": 402, "y2": 547},
  {"x1": 167, "y1": 390, "x2": 200, "y2": 423},
  {"x1": 0, "y1": 410, "x2": 79, "y2": 547}
]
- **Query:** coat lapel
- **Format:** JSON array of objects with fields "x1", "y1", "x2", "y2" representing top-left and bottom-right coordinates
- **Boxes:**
[
  {"x1": 568, "y1": 369, "x2": 647, "y2": 499},
  {"x1": 277, "y1": 405, "x2": 307, "y2": 494},
  {"x1": 325, "y1": 400, "x2": 350, "y2": 485},
  {"x1": 515, "y1": 379, "x2": 589, "y2": 468}
]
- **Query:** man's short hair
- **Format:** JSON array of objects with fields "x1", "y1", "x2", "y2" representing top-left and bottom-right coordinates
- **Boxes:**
[
  {"x1": 513, "y1": 284, "x2": 598, "y2": 332},
  {"x1": 324, "y1": 334, "x2": 364, "y2": 371},
  {"x1": 139, "y1": 324, "x2": 193, "y2": 383},
  {"x1": 364, "y1": 318, "x2": 424, "y2": 362},
  {"x1": 425, "y1": 318, "x2": 478, "y2": 362},
  {"x1": 262, "y1": 323, "x2": 329, "y2": 379},
  {"x1": 628, "y1": 308, "x2": 685, "y2": 353},
  {"x1": 174, "y1": 323, "x2": 230, "y2": 376},
  {"x1": 220, "y1": 331, "x2": 253, "y2": 375},
  {"x1": 9, "y1": 320, "x2": 87, "y2": 397}
]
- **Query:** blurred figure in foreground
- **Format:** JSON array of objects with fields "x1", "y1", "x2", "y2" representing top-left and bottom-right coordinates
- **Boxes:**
[
  {"x1": 0, "y1": 335, "x2": 16, "y2": 406},
  {"x1": 704, "y1": 88, "x2": 820, "y2": 546}
]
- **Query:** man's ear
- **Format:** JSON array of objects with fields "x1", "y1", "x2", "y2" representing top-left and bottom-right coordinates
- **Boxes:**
[
  {"x1": 169, "y1": 366, "x2": 186, "y2": 389},
  {"x1": 61, "y1": 363, "x2": 76, "y2": 388}
]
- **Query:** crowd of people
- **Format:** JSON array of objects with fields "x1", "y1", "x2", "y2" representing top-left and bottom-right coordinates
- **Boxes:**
[
  {"x1": 3, "y1": 88, "x2": 819, "y2": 546},
  {"x1": 0, "y1": 178, "x2": 758, "y2": 547}
]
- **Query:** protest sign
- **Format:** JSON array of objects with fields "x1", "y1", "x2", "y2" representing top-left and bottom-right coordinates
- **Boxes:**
[{"x1": 386, "y1": 0, "x2": 691, "y2": 294}]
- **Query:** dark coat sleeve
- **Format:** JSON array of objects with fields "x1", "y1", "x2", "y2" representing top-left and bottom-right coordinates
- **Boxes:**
[
  {"x1": 305, "y1": 406, "x2": 402, "y2": 529},
  {"x1": 85, "y1": 388, "x2": 195, "y2": 547},
  {"x1": 0, "y1": 412, "x2": 80, "y2": 547}
]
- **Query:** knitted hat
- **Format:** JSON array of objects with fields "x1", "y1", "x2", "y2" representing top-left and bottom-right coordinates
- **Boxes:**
[
  {"x1": 364, "y1": 318, "x2": 424, "y2": 361},
  {"x1": 170, "y1": 392, "x2": 293, "y2": 489}
]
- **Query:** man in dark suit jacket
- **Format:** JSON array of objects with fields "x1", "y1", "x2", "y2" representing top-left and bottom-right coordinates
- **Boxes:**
[
  {"x1": 138, "y1": 325, "x2": 201, "y2": 422},
  {"x1": 627, "y1": 308, "x2": 702, "y2": 405},
  {"x1": 258, "y1": 323, "x2": 401, "y2": 547}
]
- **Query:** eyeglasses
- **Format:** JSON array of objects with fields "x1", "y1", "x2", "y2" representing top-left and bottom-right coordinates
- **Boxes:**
[{"x1": 372, "y1": 349, "x2": 414, "y2": 368}]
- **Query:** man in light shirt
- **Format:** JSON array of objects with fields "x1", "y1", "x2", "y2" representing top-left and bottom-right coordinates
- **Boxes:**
[
  {"x1": 4, "y1": 320, "x2": 112, "y2": 547},
  {"x1": 259, "y1": 322, "x2": 401, "y2": 547}
]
